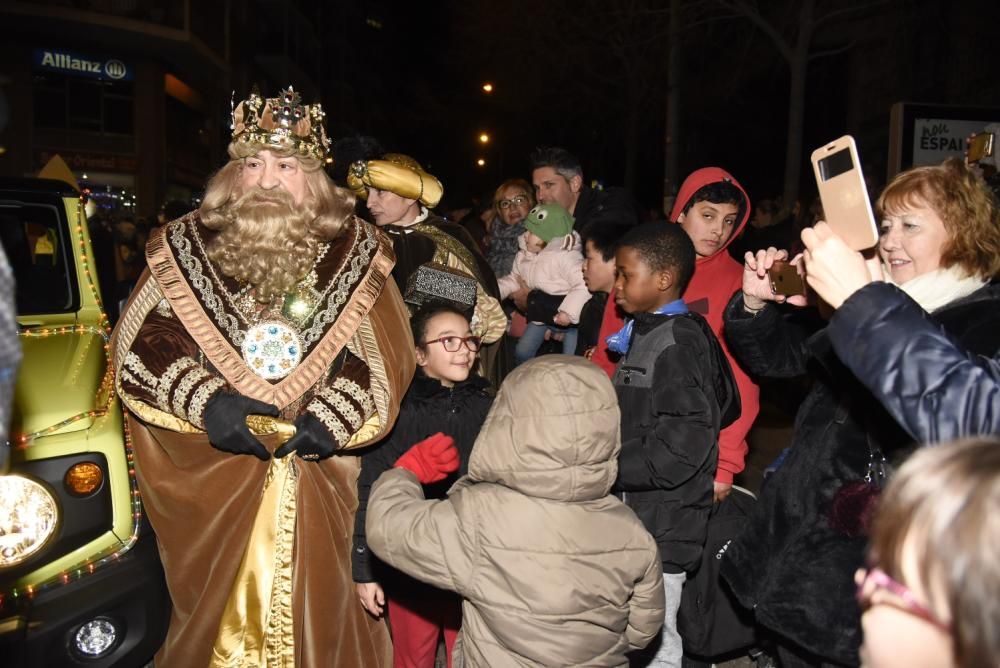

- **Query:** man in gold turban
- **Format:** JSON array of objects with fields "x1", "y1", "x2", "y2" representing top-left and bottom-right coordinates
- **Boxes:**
[
  {"x1": 112, "y1": 86, "x2": 413, "y2": 667},
  {"x1": 348, "y1": 154, "x2": 509, "y2": 385}
]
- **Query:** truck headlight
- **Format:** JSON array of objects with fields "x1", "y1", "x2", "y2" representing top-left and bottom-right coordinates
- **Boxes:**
[{"x1": 0, "y1": 475, "x2": 59, "y2": 568}]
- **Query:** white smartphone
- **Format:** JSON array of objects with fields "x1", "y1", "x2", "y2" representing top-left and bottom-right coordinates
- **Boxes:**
[{"x1": 811, "y1": 136, "x2": 879, "y2": 250}]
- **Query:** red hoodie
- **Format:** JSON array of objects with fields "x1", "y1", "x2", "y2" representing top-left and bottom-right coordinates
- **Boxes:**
[{"x1": 592, "y1": 167, "x2": 759, "y2": 484}]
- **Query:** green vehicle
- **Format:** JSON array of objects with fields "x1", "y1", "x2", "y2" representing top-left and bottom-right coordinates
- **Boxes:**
[{"x1": 0, "y1": 177, "x2": 169, "y2": 666}]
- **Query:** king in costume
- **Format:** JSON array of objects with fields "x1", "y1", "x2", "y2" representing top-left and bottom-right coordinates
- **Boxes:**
[{"x1": 112, "y1": 86, "x2": 413, "y2": 667}]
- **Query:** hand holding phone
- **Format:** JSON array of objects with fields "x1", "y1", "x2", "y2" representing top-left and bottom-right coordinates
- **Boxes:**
[
  {"x1": 743, "y1": 248, "x2": 808, "y2": 308},
  {"x1": 811, "y1": 136, "x2": 879, "y2": 251},
  {"x1": 800, "y1": 222, "x2": 884, "y2": 309},
  {"x1": 768, "y1": 259, "x2": 806, "y2": 298},
  {"x1": 967, "y1": 132, "x2": 995, "y2": 164}
]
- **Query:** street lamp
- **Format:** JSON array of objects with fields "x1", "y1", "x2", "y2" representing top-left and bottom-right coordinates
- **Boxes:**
[
  {"x1": 476, "y1": 158, "x2": 486, "y2": 167},
  {"x1": 481, "y1": 82, "x2": 494, "y2": 94},
  {"x1": 478, "y1": 133, "x2": 490, "y2": 144}
]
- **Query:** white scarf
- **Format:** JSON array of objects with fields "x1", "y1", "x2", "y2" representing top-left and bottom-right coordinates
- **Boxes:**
[{"x1": 886, "y1": 264, "x2": 987, "y2": 313}]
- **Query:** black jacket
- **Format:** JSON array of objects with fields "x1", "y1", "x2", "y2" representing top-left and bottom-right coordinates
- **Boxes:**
[
  {"x1": 575, "y1": 290, "x2": 608, "y2": 355},
  {"x1": 613, "y1": 312, "x2": 736, "y2": 574},
  {"x1": 352, "y1": 372, "x2": 493, "y2": 583},
  {"x1": 719, "y1": 283, "x2": 1000, "y2": 664},
  {"x1": 828, "y1": 281, "x2": 1000, "y2": 444}
]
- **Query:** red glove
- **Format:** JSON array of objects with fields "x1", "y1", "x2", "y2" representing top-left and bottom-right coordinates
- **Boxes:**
[{"x1": 394, "y1": 432, "x2": 460, "y2": 484}]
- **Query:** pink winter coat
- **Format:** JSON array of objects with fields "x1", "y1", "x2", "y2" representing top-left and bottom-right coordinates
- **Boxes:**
[{"x1": 497, "y1": 232, "x2": 592, "y2": 323}]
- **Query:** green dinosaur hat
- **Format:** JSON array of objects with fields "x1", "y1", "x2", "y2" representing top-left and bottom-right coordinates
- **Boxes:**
[{"x1": 523, "y1": 204, "x2": 574, "y2": 242}]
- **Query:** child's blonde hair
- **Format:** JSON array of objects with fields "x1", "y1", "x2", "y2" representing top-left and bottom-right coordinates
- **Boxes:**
[{"x1": 869, "y1": 437, "x2": 1000, "y2": 667}]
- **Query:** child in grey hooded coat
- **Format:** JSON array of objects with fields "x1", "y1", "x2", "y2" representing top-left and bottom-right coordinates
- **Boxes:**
[{"x1": 366, "y1": 355, "x2": 664, "y2": 667}]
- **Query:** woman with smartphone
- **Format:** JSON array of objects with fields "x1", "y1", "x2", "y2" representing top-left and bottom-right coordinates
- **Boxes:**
[
  {"x1": 717, "y1": 158, "x2": 1000, "y2": 667},
  {"x1": 800, "y1": 221, "x2": 1000, "y2": 444}
]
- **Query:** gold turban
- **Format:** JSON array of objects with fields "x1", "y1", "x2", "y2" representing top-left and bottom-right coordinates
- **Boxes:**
[{"x1": 347, "y1": 153, "x2": 444, "y2": 208}]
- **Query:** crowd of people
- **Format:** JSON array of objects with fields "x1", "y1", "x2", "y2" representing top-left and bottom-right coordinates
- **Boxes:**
[{"x1": 98, "y1": 84, "x2": 1000, "y2": 668}]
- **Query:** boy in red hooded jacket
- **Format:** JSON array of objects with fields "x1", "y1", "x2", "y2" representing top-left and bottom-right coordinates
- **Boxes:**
[{"x1": 592, "y1": 168, "x2": 759, "y2": 501}]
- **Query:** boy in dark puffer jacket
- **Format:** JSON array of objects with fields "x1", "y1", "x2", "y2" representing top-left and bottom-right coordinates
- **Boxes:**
[
  {"x1": 609, "y1": 223, "x2": 739, "y2": 667},
  {"x1": 353, "y1": 302, "x2": 493, "y2": 668}
]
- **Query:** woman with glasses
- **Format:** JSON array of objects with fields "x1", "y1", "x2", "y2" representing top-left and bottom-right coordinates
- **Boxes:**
[
  {"x1": 859, "y1": 437, "x2": 1000, "y2": 668},
  {"x1": 352, "y1": 302, "x2": 493, "y2": 668},
  {"x1": 486, "y1": 178, "x2": 535, "y2": 278}
]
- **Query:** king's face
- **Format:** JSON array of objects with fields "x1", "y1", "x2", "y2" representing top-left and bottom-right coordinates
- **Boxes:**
[{"x1": 239, "y1": 150, "x2": 308, "y2": 206}]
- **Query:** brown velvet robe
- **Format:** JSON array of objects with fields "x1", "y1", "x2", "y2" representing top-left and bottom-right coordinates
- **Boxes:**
[{"x1": 113, "y1": 215, "x2": 415, "y2": 667}]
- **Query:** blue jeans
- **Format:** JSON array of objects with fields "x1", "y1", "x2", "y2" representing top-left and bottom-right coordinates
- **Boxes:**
[{"x1": 514, "y1": 322, "x2": 578, "y2": 365}]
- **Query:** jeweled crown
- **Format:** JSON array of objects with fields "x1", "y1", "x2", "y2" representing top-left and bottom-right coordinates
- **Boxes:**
[{"x1": 230, "y1": 86, "x2": 330, "y2": 160}]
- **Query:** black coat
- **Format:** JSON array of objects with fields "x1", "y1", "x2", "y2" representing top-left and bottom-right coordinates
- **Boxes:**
[
  {"x1": 719, "y1": 283, "x2": 1000, "y2": 664},
  {"x1": 575, "y1": 290, "x2": 608, "y2": 355},
  {"x1": 827, "y1": 281, "x2": 1000, "y2": 443},
  {"x1": 613, "y1": 312, "x2": 737, "y2": 574},
  {"x1": 352, "y1": 372, "x2": 493, "y2": 583}
]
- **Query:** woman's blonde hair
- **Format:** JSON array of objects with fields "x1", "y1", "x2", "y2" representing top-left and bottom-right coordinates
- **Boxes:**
[
  {"x1": 876, "y1": 158, "x2": 1000, "y2": 278},
  {"x1": 493, "y1": 178, "x2": 535, "y2": 216},
  {"x1": 869, "y1": 438, "x2": 1000, "y2": 667}
]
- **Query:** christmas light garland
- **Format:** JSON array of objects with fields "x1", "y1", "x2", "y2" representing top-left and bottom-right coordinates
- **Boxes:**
[{"x1": 1, "y1": 196, "x2": 142, "y2": 608}]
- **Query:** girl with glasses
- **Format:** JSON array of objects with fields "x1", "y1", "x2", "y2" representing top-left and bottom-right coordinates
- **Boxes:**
[
  {"x1": 352, "y1": 302, "x2": 494, "y2": 668},
  {"x1": 859, "y1": 437, "x2": 1000, "y2": 668}
]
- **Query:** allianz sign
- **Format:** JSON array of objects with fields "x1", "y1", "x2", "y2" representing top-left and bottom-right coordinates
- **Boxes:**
[{"x1": 34, "y1": 48, "x2": 132, "y2": 81}]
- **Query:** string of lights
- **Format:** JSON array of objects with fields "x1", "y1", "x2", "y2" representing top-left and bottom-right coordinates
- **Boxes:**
[{"x1": 2, "y1": 198, "x2": 142, "y2": 607}]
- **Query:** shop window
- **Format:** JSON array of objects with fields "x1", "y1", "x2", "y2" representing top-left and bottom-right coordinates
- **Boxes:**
[{"x1": 33, "y1": 73, "x2": 134, "y2": 137}]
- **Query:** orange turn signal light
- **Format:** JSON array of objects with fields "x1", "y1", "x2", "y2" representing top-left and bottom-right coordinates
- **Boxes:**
[{"x1": 64, "y1": 462, "x2": 103, "y2": 496}]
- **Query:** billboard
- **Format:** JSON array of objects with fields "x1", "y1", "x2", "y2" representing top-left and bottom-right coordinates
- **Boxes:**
[{"x1": 888, "y1": 103, "x2": 999, "y2": 178}]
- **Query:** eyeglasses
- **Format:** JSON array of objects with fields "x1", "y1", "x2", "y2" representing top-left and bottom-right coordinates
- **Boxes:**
[
  {"x1": 498, "y1": 195, "x2": 530, "y2": 210},
  {"x1": 423, "y1": 335, "x2": 483, "y2": 352},
  {"x1": 855, "y1": 567, "x2": 951, "y2": 633}
]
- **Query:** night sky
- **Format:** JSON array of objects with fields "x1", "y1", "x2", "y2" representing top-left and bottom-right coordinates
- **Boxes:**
[{"x1": 318, "y1": 0, "x2": 996, "y2": 215}]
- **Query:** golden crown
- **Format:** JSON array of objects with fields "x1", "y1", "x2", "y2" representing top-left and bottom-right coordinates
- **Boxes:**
[{"x1": 230, "y1": 86, "x2": 330, "y2": 160}]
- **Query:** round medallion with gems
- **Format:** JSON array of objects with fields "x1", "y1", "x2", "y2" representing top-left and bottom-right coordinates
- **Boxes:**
[{"x1": 241, "y1": 320, "x2": 303, "y2": 380}]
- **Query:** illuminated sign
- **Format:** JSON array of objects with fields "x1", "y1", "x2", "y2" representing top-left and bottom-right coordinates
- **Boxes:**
[{"x1": 33, "y1": 48, "x2": 133, "y2": 81}]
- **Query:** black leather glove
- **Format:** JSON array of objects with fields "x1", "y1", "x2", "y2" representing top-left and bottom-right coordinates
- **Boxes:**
[
  {"x1": 203, "y1": 391, "x2": 279, "y2": 461},
  {"x1": 274, "y1": 412, "x2": 337, "y2": 461}
]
